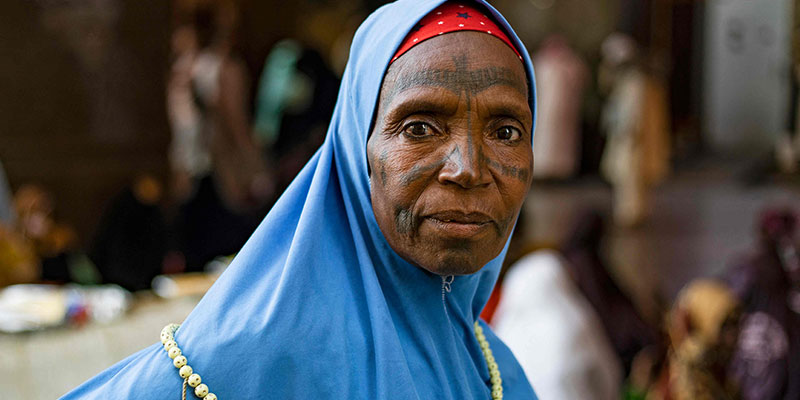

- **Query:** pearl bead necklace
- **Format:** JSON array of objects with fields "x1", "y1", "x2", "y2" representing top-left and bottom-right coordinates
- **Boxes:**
[
  {"x1": 474, "y1": 321, "x2": 503, "y2": 400},
  {"x1": 160, "y1": 324, "x2": 216, "y2": 400},
  {"x1": 161, "y1": 322, "x2": 502, "y2": 399}
]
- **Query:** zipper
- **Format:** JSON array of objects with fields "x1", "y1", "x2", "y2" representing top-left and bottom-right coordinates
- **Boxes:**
[{"x1": 441, "y1": 275, "x2": 455, "y2": 323}]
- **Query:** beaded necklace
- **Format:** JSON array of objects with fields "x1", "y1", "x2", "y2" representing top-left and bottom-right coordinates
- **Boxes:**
[
  {"x1": 161, "y1": 322, "x2": 502, "y2": 399},
  {"x1": 474, "y1": 321, "x2": 504, "y2": 399}
]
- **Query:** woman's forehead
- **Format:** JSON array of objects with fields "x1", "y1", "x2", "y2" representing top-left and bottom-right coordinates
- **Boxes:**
[{"x1": 381, "y1": 32, "x2": 529, "y2": 107}]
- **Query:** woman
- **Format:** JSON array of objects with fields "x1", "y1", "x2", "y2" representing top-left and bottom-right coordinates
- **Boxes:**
[
  {"x1": 492, "y1": 249, "x2": 623, "y2": 400},
  {"x1": 63, "y1": 1, "x2": 537, "y2": 398},
  {"x1": 725, "y1": 209, "x2": 800, "y2": 400}
]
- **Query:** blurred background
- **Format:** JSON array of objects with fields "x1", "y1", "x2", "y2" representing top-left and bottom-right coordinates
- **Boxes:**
[{"x1": 0, "y1": 0, "x2": 798, "y2": 398}]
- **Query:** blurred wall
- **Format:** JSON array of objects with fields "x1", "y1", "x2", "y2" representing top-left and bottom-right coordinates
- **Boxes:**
[
  {"x1": 0, "y1": 0, "x2": 171, "y2": 244},
  {"x1": 492, "y1": 0, "x2": 619, "y2": 57},
  {"x1": 704, "y1": 0, "x2": 793, "y2": 152}
]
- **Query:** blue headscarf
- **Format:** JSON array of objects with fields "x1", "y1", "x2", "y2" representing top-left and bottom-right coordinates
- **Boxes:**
[{"x1": 63, "y1": 0, "x2": 537, "y2": 398}]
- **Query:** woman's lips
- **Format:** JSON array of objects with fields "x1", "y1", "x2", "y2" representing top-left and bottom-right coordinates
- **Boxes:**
[{"x1": 424, "y1": 211, "x2": 493, "y2": 238}]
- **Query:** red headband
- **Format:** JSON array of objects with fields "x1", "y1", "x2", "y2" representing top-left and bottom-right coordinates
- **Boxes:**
[{"x1": 391, "y1": 2, "x2": 523, "y2": 64}]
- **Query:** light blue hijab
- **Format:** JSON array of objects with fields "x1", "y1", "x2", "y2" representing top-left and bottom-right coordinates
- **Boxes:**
[{"x1": 63, "y1": 0, "x2": 537, "y2": 398}]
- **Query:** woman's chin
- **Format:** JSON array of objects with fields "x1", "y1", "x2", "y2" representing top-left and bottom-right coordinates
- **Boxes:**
[{"x1": 410, "y1": 246, "x2": 495, "y2": 277}]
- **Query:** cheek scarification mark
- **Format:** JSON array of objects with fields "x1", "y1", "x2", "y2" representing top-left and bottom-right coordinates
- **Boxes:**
[
  {"x1": 394, "y1": 206, "x2": 415, "y2": 235},
  {"x1": 495, "y1": 213, "x2": 515, "y2": 237},
  {"x1": 378, "y1": 150, "x2": 389, "y2": 186},
  {"x1": 399, "y1": 145, "x2": 466, "y2": 186},
  {"x1": 486, "y1": 158, "x2": 529, "y2": 183},
  {"x1": 477, "y1": 146, "x2": 529, "y2": 183},
  {"x1": 400, "y1": 161, "x2": 442, "y2": 186}
]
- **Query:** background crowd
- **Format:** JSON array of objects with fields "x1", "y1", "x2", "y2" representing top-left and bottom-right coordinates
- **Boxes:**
[{"x1": 0, "y1": 0, "x2": 798, "y2": 398}]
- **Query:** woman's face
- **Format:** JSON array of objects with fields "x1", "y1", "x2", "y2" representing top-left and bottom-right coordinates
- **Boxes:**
[{"x1": 368, "y1": 32, "x2": 533, "y2": 276}]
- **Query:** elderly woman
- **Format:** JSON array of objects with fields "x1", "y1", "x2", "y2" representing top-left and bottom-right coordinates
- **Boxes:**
[{"x1": 63, "y1": 1, "x2": 537, "y2": 399}]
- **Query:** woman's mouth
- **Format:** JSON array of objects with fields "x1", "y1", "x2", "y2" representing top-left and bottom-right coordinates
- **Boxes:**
[{"x1": 425, "y1": 211, "x2": 493, "y2": 238}]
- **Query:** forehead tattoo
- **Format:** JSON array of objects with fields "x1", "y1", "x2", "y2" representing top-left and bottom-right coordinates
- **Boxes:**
[{"x1": 386, "y1": 54, "x2": 527, "y2": 102}]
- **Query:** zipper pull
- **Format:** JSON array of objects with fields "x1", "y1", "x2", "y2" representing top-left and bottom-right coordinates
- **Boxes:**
[{"x1": 441, "y1": 275, "x2": 455, "y2": 293}]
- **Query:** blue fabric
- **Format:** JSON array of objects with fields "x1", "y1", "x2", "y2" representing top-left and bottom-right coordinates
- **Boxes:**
[{"x1": 62, "y1": 0, "x2": 537, "y2": 398}]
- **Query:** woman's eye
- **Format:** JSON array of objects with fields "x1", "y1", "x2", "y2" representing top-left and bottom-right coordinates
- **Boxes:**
[
  {"x1": 403, "y1": 122, "x2": 433, "y2": 138},
  {"x1": 496, "y1": 126, "x2": 521, "y2": 142}
]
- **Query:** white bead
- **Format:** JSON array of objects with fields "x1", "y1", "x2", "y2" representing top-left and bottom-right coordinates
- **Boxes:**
[
  {"x1": 168, "y1": 347, "x2": 182, "y2": 359},
  {"x1": 492, "y1": 388, "x2": 503, "y2": 399},
  {"x1": 173, "y1": 355, "x2": 187, "y2": 368},
  {"x1": 163, "y1": 340, "x2": 177, "y2": 351},
  {"x1": 490, "y1": 369, "x2": 500, "y2": 379},
  {"x1": 194, "y1": 383, "x2": 209, "y2": 397},
  {"x1": 491, "y1": 375, "x2": 502, "y2": 386},
  {"x1": 179, "y1": 365, "x2": 193, "y2": 379},
  {"x1": 187, "y1": 373, "x2": 202, "y2": 387},
  {"x1": 203, "y1": 394, "x2": 217, "y2": 400},
  {"x1": 160, "y1": 330, "x2": 172, "y2": 344},
  {"x1": 488, "y1": 362, "x2": 499, "y2": 372}
]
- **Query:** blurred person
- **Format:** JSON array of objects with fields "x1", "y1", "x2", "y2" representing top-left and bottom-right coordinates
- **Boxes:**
[
  {"x1": 14, "y1": 184, "x2": 77, "y2": 283},
  {"x1": 531, "y1": 35, "x2": 588, "y2": 180},
  {"x1": 167, "y1": 23, "x2": 205, "y2": 203},
  {"x1": 89, "y1": 175, "x2": 168, "y2": 292},
  {"x1": 654, "y1": 280, "x2": 741, "y2": 400},
  {"x1": 0, "y1": 224, "x2": 38, "y2": 288},
  {"x1": 170, "y1": 5, "x2": 274, "y2": 271},
  {"x1": 0, "y1": 158, "x2": 35, "y2": 287},
  {"x1": 189, "y1": 3, "x2": 273, "y2": 212},
  {"x1": 493, "y1": 249, "x2": 623, "y2": 400},
  {"x1": 599, "y1": 33, "x2": 670, "y2": 227},
  {"x1": 253, "y1": 39, "x2": 339, "y2": 195},
  {"x1": 725, "y1": 208, "x2": 800, "y2": 400},
  {"x1": 0, "y1": 161, "x2": 37, "y2": 287},
  {"x1": 561, "y1": 210, "x2": 660, "y2": 376},
  {"x1": 64, "y1": 2, "x2": 539, "y2": 399},
  {"x1": 486, "y1": 209, "x2": 659, "y2": 380}
]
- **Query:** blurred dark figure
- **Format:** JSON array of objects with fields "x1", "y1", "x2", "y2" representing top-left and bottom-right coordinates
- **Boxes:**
[
  {"x1": 725, "y1": 208, "x2": 800, "y2": 400},
  {"x1": 168, "y1": 4, "x2": 273, "y2": 271},
  {"x1": 253, "y1": 39, "x2": 339, "y2": 195},
  {"x1": 531, "y1": 35, "x2": 588, "y2": 180},
  {"x1": 14, "y1": 184, "x2": 77, "y2": 283},
  {"x1": 0, "y1": 163, "x2": 38, "y2": 288},
  {"x1": 0, "y1": 223, "x2": 37, "y2": 288},
  {"x1": 0, "y1": 160, "x2": 13, "y2": 225},
  {"x1": 561, "y1": 210, "x2": 659, "y2": 376},
  {"x1": 90, "y1": 175, "x2": 167, "y2": 292}
]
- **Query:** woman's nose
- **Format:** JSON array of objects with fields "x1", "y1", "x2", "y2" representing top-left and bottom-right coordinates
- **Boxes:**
[{"x1": 437, "y1": 135, "x2": 490, "y2": 189}]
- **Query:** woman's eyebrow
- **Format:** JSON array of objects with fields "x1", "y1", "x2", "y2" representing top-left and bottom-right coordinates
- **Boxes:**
[
  {"x1": 383, "y1": 95, "x2": 459, "y2": 121},
  {"x1": 485, "y1": 101, "x2": 533, "y2": 126}
]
